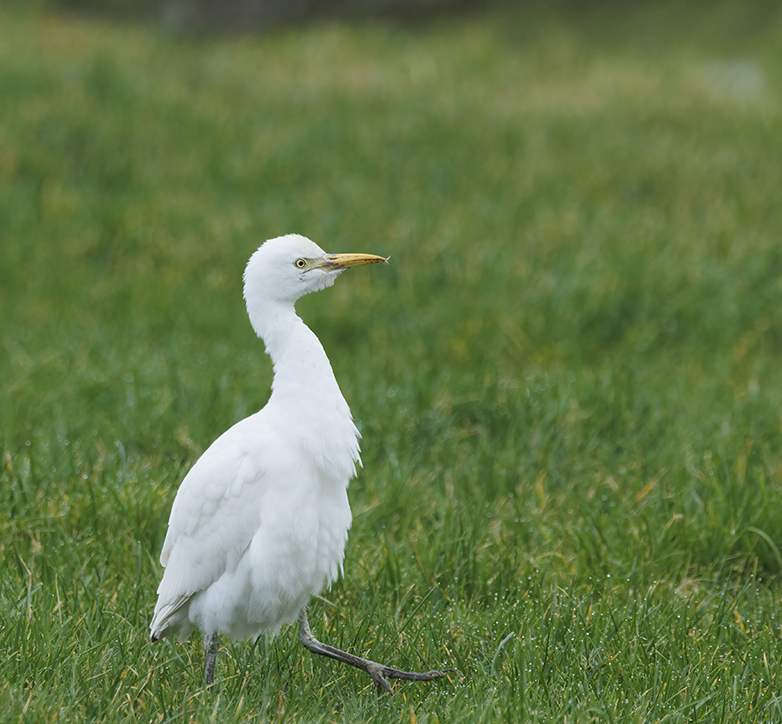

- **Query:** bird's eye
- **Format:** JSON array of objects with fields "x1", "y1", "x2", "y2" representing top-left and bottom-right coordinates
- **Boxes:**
[{"x1": 295, "y1": 258, "x2": 307, "y2": 269}]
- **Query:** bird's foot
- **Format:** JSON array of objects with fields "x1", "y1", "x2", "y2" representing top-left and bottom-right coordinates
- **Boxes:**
[
  {"x1": 297, "y1": 608, "x2": 452, "y2": 697},
  {"x1": 365, "y1": 660, "x2": 452, "y2": 696}
]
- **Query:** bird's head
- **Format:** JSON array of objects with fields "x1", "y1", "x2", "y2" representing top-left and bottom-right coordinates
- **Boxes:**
[{"x1": 243, "y1": 234, "x2": 387, "y2": 328}]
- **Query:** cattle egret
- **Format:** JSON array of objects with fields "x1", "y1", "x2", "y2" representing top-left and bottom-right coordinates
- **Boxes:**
[{"x1": 150, "y1": 234, "x2": 449, "y2": 694}]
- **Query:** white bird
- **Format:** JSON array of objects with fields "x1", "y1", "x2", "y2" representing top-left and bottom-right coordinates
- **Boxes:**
[{"x1": 150, "y1": 234, "x2": 449, "y2": 694}]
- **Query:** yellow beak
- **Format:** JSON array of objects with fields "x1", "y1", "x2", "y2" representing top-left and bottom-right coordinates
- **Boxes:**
[{"x1": 315, "y1": 253, "x2": 389, "y2": 271}]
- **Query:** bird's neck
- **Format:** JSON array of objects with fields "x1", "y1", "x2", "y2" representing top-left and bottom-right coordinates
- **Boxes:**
[
  {"x1": 267, "y1": 312, "x2": 338, "y2": 397},
  {"x1": 255, "y1": 302, "x2": 305, "y2": 362},
  {"x1": 255, "y1": 302, "x2": 360, "y2": 474}
]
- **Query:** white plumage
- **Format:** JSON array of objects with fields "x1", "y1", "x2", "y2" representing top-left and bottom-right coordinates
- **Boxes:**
[
  {"x1": 150, "y1": 234, "x2": 449, "y2": 693},
  {"x1": 151, "y1": 234, "x2": 365, "y2": 642}
]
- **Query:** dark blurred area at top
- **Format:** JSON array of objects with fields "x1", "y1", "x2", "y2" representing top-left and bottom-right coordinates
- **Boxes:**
[{"x1": 49, "y1": 0, "x2": 495, "y2": 31}]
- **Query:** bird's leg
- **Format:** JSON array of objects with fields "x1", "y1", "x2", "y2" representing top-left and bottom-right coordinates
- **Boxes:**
[
  {"x1": 297, "y1": 608, "x2": 451, "y2": 696},
  {"x1": 204, "y1": 632, "x2": 220, "y2": 686}
]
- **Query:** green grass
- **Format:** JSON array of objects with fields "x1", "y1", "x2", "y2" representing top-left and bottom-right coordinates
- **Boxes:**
[{"x1": 2, "y1": 0, "x2": 782, "y2": 720}]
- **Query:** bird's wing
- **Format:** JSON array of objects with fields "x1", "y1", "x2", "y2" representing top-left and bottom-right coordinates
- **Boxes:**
[{"x1": 150, "y1": 416, "x2": 271, "y2": 640}]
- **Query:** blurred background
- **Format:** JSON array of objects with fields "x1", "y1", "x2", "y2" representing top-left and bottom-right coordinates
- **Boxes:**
[
  {"x1": 2, "y1": 0, "x2": 782, "y2": 720},
  {"x1": 44, "y1": 0, "x2": 507, "y2": 31}
]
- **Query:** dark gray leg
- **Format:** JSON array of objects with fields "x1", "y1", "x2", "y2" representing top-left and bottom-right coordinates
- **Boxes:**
[
  {"x1": 297, "y1": 608, "x2": 451, "y2": 696},
  {"x1": 204, "y1": 631, "x2": 219, "y2": 686}
]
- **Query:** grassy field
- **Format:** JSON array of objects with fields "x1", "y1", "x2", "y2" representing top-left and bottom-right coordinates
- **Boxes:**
[{"x1": 2, "y1": 0, "x2": 782, "y2": 721}]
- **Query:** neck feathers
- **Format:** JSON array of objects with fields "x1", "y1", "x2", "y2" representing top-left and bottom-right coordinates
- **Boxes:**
[{"x1": 253, "y1": 302, "x2": 361, "y2": 477}]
